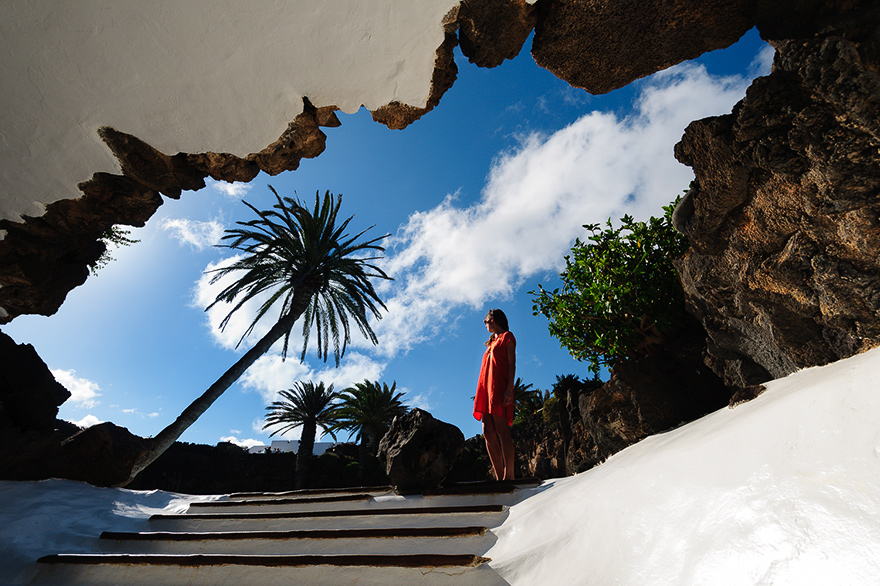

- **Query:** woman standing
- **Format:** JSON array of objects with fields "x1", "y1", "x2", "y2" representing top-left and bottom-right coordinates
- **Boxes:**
[{"x1": 473, "y1": 308, "x2": 516, "y2": 481}]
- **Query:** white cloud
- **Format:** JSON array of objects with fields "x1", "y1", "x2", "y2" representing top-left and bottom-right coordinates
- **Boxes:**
[
  {"x1": 407, "y1": 392, "x2": 432, "y2": 411},
  {"x1": 161, "y1": 218, "x2": 225, "y2": 250},
  {"x1": 251, "y1": 417, "x2": 267, "y2": 435},
  {"x1": 239, "y1": 351, "x2": 385, "y2": 404},
  {"x1": 750, "y1": 44, "x2": 776, "y2": 78},
  {"x1": 208, "y1": 178, "x2": 252, "y2": 199},
  {"x1": 70, "y1": 414, "x2": 102, "y2": 428},
  {"x1": 52, "y1": 369, "x2": 101, "y2": 409},
  {"x1": 371, "y1": 61, "x2": 756, "y2": 357},
  {"x1": 220, "y1": 436, "x2": 266, "y2": 450},
  {"x1": 190, "y1": 57, "x2": 766, "y2": 398}
]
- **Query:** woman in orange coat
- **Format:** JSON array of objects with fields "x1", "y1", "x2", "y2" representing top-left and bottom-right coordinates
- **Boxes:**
[{"x1": 473, "y1": 308, "x2": 516, "y2": 480}]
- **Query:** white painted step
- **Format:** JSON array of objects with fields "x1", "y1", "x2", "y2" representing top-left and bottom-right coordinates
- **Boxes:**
[
  {"x1": 97, "y1": 526, "x2": 494, "y2": 555},
  {"x1": 32, "y1": 553, "x2": 509, "y2": 586},
  {"x1": 148, "y1": 503, "x2": 509, "y2": 532},
  {"x1": 185, "y1": 488, "x2": 529, "y2": 514}
]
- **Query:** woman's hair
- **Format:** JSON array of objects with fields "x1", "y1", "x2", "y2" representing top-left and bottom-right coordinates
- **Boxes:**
[{"x1": 485, "y1": 308, "x2": 510, "y2": 346}]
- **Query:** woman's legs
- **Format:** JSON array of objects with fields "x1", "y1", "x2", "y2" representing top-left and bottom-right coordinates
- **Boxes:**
[
  {"x1": 482, "y1": 414, "x2": 515, "y2": 481},
  {"x1": 494, "y1": 414, "x2": 515, "y2": 480}
]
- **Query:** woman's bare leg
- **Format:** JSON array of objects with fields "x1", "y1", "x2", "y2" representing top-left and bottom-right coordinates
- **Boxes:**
[
  {"x1": 493, "y1": 414, "x2": 515, "y2": 480},
  {"x1": 482, "y1": 416, "x2": 504, "y2": 480}
]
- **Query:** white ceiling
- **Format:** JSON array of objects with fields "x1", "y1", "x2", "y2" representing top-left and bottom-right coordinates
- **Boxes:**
[{"x1": 0, "y1": 0, "x2": 458, "y2": 223}]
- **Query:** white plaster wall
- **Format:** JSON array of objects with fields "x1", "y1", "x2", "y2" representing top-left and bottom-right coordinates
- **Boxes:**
[{"x1": 0, "y1": 0, "x2": 458, "y2": 222}]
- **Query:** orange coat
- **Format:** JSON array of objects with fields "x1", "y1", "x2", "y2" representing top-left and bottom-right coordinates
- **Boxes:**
[{"x1": 473, "y1": 331, "x2": 515, "y2": 426}]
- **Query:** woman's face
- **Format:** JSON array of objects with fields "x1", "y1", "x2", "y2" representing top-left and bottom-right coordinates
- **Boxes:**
[{"x1": 484, "y1": 314, "x2": 501, "y2": 334}]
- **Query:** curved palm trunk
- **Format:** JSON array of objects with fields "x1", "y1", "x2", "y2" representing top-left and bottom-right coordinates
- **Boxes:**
[
  {"x1": 123, "y1": 309, "x2": 302, "y2": 486},
  {"x1": 295, "y1": 420, "x2": 317, "y2": 490}
]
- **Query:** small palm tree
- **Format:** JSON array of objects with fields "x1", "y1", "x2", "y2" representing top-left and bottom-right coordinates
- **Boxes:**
[
  {"x1": 264, "y1": 381, "x2": 341, "y2": 490},
  {"x1": 332, "y1": 380, "x2": 408, "y2": 467},
  {"x1": 124, "y1": 188, "x2": 390, "y2": 485},
  {"x1": 512, "y1": 378, "x2": 543, "y2": 426}
]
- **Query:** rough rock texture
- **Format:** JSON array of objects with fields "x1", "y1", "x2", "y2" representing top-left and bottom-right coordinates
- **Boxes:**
[
  {"x1": 378, "y1": 408, "x2": 465, "y2": 494},
  {"x1": 512, "y1": 422, "x2": 566, "y2": 479},
  {"x1": 458, "y1": 0, "x2": 536, "y2": 68},
  {"x1": 674, "y1": 4, "x2": 880, "y2": 387},
  {"x1": 512, "y1": 320, "x2": 729, "y2": 474},
  {"x1": 0, "y1": 99, "x2": 340, "y2": 323},
  {"x1": 554, "y1": 378, "x2": 604, "y2": 474},
  {"x1": 578, "y1": 344, "x2": 728, "y2": 461},
  {"x1": 531, "y1": 0, "x2": 754, "y2": 95}
]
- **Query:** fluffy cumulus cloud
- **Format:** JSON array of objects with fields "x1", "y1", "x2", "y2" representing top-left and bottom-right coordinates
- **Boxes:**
[
  {"x1": 70, "y1": 414, "x2": 103, "y2": 428},
  {"x1": 406, "y1": 390, "x2": 432, "y2": 411},
  {"x1": 208, "y1": 178, "x2": 252, "y2": 199},
  {"x1": 373, "y1": 61, "x2": 761, "y2": 356},
  {"x1": 192, "y1": 59, "x2": 769, "y2": 406},
  {"x1": 51, "y1": 369, "x2": 101, "y2": 408},
  {"x1": 161, "y1": 218, "x2": 225, "y2": 250},
  {"x1": 240, "y1": 351, "x2": 385, "y2": 404},
  {"x1": 220, "y1": 435, "x2": 266, "y2": 450}
]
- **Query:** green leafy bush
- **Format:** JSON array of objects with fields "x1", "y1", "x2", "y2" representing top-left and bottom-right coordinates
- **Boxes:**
[{"x1": 530, "y1": 198, "x2": 689, "y2": 374}]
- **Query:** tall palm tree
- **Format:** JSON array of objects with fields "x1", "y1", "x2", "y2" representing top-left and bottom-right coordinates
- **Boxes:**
[
  {"x1": 332, "y1": 379, "x2": 408, "y2": 463},
  {"x1": 263, "y1": 381, "x2": 341, "y2": 490},
  {"x1": 124, "y1": 188, "x2": 390, "y2": 485}
]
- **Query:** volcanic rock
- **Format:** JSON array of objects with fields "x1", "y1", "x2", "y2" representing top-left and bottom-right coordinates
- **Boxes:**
[
  {"x1": 457, "y1": 0, "x2": 536, "y2": 68},
  {"x1": 0, "y1": 331, "x2": 70, "y2": 430},
  {"x1": 56, "y1": 422, "x2": 150, "y2": 487},
  {"x1": 531, "y1": 0, "x2": 753, "y2": 95},
  {"x1": 674, "y1": 7, "x2": 880, "y2": 387},
  {"x1": 378, "y1": 408, "x2": 465, "y2": 494}
]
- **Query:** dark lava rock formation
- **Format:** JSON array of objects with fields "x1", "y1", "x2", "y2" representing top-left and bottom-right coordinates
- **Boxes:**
[
  {"x1": 378, "y1": 408, "x2": 465, "y2": 494},
  {"x1": 674, "y1": 2, "x2": 880, "y2": 387}
]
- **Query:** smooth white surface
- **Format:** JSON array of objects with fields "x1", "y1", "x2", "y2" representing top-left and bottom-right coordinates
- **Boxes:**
[
  {"x1": 0, "y1": 0, "x2": 457, "y2": 221},
  {"x1": 488, "y1": 346, "x2": 880, "y2": 585},
  {"x1": 4, "y1": 346, "x2": 880, "y2": 585}
]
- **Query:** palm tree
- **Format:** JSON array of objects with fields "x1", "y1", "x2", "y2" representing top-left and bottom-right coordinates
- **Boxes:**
[
  {"x1": 123, "y1": 187, "x2": 391, "y2": 485},
  {"x1": 512, "y1": 378, "x2": 543, "y2": 426},
  {"x1": 332, "y1": 379, "x2": 408, "y2": 470},
  {"x1": 263, "y1": 381, "x2": 341, "y2": 490}
]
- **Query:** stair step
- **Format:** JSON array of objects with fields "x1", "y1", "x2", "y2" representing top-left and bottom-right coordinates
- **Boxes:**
[
  {"x1": 149, "y1": 503, "x2": 507, "y2": 532},
  {"x1": 32, "y1": 553, "x2": 507, "y2": 586},
  {"x1": 152, "y1": 503, "x2": 504, "y2": 521},
  {"x1": 97, "y1": 526, "x2": 492, "y2": 555},
  {"x1": 102, "y1": 526, "x2": 487, "y2": 541},
  {"x1": 430, "y1": 477, "x2": 542, "y2": 495},
  {"x1": 226, "y1": 485, "x2": 393, "y2": 500},
  {"x1": 39, "y1": 552, "x2": 489, "y2": 567},
  {"x1": 186, "y1": 493, "x2": 373, "y2": 511}
]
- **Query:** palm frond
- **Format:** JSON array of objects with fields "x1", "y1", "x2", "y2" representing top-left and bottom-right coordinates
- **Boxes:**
[
  {"x1": 204, "y1": 187, "x2": 392, "y2": 364},
  {"x1": 263, "y1": 381, "x2": 341, "y2": 440}
]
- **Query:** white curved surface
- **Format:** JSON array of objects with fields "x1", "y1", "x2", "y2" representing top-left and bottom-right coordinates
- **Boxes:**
[{"x1": 0, "y1": 0, "x2": 457, "y2": 221}]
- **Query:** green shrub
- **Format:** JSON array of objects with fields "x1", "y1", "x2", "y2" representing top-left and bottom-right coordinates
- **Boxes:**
[{"x1": 530, "y1": 198, "x2": 689, "y2": 374}]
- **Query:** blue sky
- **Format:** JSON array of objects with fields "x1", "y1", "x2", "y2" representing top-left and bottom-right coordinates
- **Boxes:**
[{"x1": 3, "y1": 30, "x2": 772, "y2": 448}]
